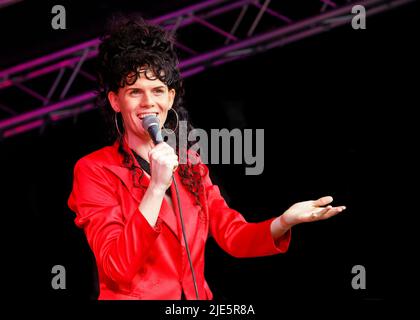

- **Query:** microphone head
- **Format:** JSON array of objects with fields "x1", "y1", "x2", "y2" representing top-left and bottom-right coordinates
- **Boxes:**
[
  {"x1": 142, "y1": 114, "x2": 163, "y2": 144},
  {"x1": 142, "y1": 114, "x2": 160, "y2": 130}
]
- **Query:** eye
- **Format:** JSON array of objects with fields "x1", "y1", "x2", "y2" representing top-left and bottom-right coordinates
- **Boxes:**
[
  {"x1": 129, "y1": 89, "x2": 141, "y2": 96},
  {"x1": 154, "y1": 88, "x2": 165, "y2": 95}
]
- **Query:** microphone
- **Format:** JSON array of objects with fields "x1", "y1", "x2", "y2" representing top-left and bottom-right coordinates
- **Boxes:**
[
  {"x1": 141, "y1": 115, "x2": 198, "y2": 299},
  {"x1": 142, "y1": 115, "x2": 163, "y2": 145}
]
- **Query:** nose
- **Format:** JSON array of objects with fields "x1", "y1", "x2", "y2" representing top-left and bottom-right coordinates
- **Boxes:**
[{"x1": 140, "y1": 91, "x2": 155, "y2": 108}]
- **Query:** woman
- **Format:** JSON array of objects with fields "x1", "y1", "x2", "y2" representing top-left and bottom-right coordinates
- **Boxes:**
[{"x1": 68, "y1": 16, "x2": 346, "y2": 300}]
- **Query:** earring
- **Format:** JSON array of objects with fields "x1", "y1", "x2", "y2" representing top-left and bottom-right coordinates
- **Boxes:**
[
  {"x1": 114, "y1": 112, "x2": 123, "y2": 136},
  {"x1": 162, "y1": 108, "x2": 179, "y2": 134}
]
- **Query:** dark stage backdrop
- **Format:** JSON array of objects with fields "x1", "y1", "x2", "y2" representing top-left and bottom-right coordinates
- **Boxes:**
[{"x1": 0, "y1": 1, "x2": 417, "y2": 307}]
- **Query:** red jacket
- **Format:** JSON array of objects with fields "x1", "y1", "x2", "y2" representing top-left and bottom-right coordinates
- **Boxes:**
[{"x1": 68, "y1": 142, "x2": 291, "y2": 300}]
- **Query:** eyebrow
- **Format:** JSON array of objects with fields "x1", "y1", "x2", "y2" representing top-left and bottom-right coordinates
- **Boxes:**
[{"x1": 125, "y1": 85, "x2": 167, "y2": 92}]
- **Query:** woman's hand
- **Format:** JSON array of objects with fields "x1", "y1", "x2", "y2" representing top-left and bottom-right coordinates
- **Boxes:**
[
  {"x1": 271, "y1": 196, "x2": 345, "y2": 243},
  {"x1": 281, "y1": 196, "x2": 346, "y2": 228},
  {"x1": 148, "y1": 142, "x2": 178, "y2": 192}
]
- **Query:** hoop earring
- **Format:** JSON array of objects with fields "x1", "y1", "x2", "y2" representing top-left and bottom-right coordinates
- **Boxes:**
[
  {"x1": 114, "y1": 112, "x2": 123, "y2": 136},
  {"x1": 162, "y1": 108, "x2": 179, "y2": 134}
]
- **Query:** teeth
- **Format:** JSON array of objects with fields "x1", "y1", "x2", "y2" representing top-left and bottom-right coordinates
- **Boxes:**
[{"x1": 139, "y1": 113, "x2": 158, "y2": 119}]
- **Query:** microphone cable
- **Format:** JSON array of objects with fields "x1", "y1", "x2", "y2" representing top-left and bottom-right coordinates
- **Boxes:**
[
  {"x1": 141, "y1": 116, "x2": 199, "y2": 299},
  {"x1": 172, "y1": 176, "x2": 200, "y2": 300},
  {"x1": 132, "y1": 150, "x2": 199, "y2": 299}
]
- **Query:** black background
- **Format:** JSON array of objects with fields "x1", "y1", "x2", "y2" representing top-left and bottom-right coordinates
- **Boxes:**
[{"x1": 0, "y1": 0, "x2": 418, "y2": 311}]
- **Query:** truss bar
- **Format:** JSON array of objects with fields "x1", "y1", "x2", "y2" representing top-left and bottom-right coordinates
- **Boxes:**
[
  {"x1": 0, "y1": 39, "x2": 99, "y2": 79},
  {"x1": 265, "y1": 25, "x2": 331, "y2": 51},
  {"x1": 0, "y1": 91, "x2": 95, "y2": 130},
  {"x1": 265, "y1": 0, "x2": 414, "y2": 52},
  {"x1": 0, "y1": 102, "x2": 15, "y2": 115},
  {"x1": 201, "y1": 0, "x2": 253, "y2": 21},
  {"x1": 152, "y1": 0, "x2": 229, "y2": 25},
  {"x1": 180, "y1": 0, "x2": 404, "y2": 70},
  {"x1": 213, "y1": 51, "x2": 252, "y2": 66},
  {"x1": 44, "y1": 67, "x2": 65, "y2": 105},
  {"x1": 174, "y1": 42, "x2": 198, "y2": 55},
  {"x1": 323, "y1": 0, "x2": 413, "y2": 25},
  {"x1": 164, "y1": 0, "x2": 254, "y2": 32},
  {"x1": 169, "y1": 16, "x2": 184, "y2": 36},
  {"x1": 59, "y1": 48, "x2": 89, "y2": 99},
  {"x1": 225, "y1": 4, "x2": 249, "y2": 45},
  {"x1": 0, "y1": 0, "x2": 22, "y2": 9},
  {"x1": 0, "y1": 79, "x2": 12, "y2": 89},
  {"x1": 77, "y1": 69, "x2": 96, "y2": 82},
  {"x1": 1, "y1": 1, "x2": 244, "y2": 88},
  {"x1": 49, "y1": 103, "x2": 96, "y2": 121},
  {"x1": 183, "y1": 66, "x2": 208, "y2": 78},
  {"x1": 2, "y1": 104, "x2": 96, "y2": 138},
  {"x1": 252, "y1": 0, "x2": 293, "y2": 23},
  {"x1": 15, "y1": 83, "x2": 48, "y2": 103},
  {"x1": 0, "y1": 0, "x2": 415, "y2": 139},
  {"x1": 2, "y1": 119, "x2": 44, "y2": 138},
  {"x1": 192, "y1": 15, "x2": 238, "y2": 41},
  {"x1": 320, "y1": 0, "x2": 337, "y2": 8},
  {"x1": 247, "y1": 0, "x2": 271, "y2": 37},
  {"x1": 365, "y1": 0, "x2": 415, "y2": 13},
  {"x1": 0, "y1": 50, "x2": 98, "y2": 90}
]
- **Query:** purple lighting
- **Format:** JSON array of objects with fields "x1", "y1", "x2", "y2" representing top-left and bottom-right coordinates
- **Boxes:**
[
  {"x1": 0, "y1": 0, "x2": 414, "y2": 140},
  {"x1": 0, "y1": 39, "x2": 99, "y2": 83},
  {"x1": 0, "y1": 92, "x2": 96, "y2": 130},
  {"x1": 3, "y1": 119, "x2": 44, "y2": 138}
]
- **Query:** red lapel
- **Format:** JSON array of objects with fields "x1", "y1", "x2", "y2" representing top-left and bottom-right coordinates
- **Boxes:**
[{"x1": 102, "y1": 141, "x2": 181, "y2": 241}]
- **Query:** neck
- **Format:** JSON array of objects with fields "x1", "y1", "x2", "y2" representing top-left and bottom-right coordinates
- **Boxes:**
[{"x1": 125, "y1": 133, "x2": 154, "y2": 162}]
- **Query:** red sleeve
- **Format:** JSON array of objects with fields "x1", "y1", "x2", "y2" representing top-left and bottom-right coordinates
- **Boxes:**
[
  {"x1": 68, "y1": 158, "x2": 162, "y2": 284},
  {"x1": 200, "y1": 162, "x2": 291, "y2": 257}
]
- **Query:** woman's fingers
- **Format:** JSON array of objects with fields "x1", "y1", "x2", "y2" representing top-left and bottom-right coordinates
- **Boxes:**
[
  {"x1": 147, "y1": 143, "x2": 179, "y2": 190},
  {"x1": 318, "y1": 206, "x2": 346, "y2": 220},
  {"x1": 310, "y1": 206, "x2": 331, "y2": 218},
  {"x1": 313, "y1": 196, "x2": 333, "y2": 207},
  {"x1": 154, "y1": 153, "x2": 178, "y2": 171},
  {"x1": 148, "y1": 142, "x2": 175, "y2": 160},
  {"x1": 148, "y1": 143, "x2": 179, "y2": 179},
  {"x1": 310, "y1": 203, "x2": 346, "y2": 220},
  {"x1": 149, "y1": 144, "x2": 177, "y2": 164}
]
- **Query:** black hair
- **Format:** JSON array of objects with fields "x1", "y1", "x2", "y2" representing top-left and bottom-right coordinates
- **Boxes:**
[{"x1": 96, "y1": 14, "x2": 204, "y2": 208}]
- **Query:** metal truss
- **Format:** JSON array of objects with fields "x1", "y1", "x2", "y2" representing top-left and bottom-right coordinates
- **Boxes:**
[
  {"x1": 0, "y1": 0, "x2": 415, "y2": 139},
  {"x1": 0, "y1": 0, "x2": 23, "y2": 10}
]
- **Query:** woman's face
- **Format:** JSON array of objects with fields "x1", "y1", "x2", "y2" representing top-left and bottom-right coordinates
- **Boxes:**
[{"x1": 108, "y1": 70, "x2": 175, "y2": 142}]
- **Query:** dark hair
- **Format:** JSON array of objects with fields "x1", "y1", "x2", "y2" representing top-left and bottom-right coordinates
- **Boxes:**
[{"x1": 96, "y1": 15, "x2": 204, "y2": 207}]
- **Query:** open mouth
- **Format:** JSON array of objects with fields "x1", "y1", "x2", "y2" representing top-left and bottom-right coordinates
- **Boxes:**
[{"x1": 138, "y1": 112, "x2": 159, "y2": 120}]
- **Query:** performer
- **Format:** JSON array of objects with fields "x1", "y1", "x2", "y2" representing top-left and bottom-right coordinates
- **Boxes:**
[{"x1": 68, "y1": 16, "x2": 346, "y2": 300}]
